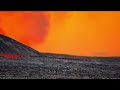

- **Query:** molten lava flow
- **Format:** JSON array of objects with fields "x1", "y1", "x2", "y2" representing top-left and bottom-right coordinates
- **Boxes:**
[
  {"x1": 0, "y1": 11, "x2": 120, "y2": 57},
  {"x1": 0, "y1": 54, "x2": 21, "y2": 59}
]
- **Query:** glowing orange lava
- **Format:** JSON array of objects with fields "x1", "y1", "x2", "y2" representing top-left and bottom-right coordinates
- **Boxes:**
[{"x1": 0, "y1": 11, "x2": 120, "y2": 57}]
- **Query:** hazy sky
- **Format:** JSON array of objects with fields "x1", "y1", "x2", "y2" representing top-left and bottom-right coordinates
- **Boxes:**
[{"x1": 0, "y1": 11, "x2": 120, "y2": 57}]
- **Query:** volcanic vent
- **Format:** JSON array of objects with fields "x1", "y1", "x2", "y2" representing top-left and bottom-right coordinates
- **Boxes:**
[{"x1": 0, "y1": 34, "x2": 41, "y2": 59}]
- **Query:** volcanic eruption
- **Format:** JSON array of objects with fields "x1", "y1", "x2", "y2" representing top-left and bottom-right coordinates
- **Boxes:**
[{"x1": 0, "y1": 11, "x2": 120, "y2": 79}]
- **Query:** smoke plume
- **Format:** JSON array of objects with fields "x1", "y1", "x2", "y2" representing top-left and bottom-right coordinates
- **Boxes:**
[{"x1": 0, "y1": 11, "x2": 50, "y2": 47}]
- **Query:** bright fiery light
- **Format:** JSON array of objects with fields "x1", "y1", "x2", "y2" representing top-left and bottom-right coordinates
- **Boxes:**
[{"x1": 0, "y1": 11, "x2": 120, "y2": 57}]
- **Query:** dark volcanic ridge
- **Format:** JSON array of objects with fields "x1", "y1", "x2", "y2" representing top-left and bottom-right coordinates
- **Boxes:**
[
  {"x1": 0, "y1": 34, "x2": 120, "y2": 79},
  {"x1": 0, "y1": 34, "x2": 41, "y2": 59}
]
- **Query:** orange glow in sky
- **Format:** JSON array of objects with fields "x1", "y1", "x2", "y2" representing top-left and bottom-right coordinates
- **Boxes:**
[{"x1": 0, "y1": 11, "x2": 120, "y2": 57}]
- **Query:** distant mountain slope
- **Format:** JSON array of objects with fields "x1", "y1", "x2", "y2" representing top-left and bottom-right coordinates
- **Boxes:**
[{"x1": 0, "y1": 34, "x2": 41, "y2": 58}]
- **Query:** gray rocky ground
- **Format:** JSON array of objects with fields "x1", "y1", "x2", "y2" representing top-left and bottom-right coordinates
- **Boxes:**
[{"x1": 0, "y1": 54, "x2": 120, "y2": 79}]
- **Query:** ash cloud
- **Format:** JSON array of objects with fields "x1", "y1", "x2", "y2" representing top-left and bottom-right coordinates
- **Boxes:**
[
  {"x1": 0, "y1": 11, "x2": 50, "y2": 46},
  {"x1": 19, "y1": 12, "x2": 50, "y2": 45}
]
